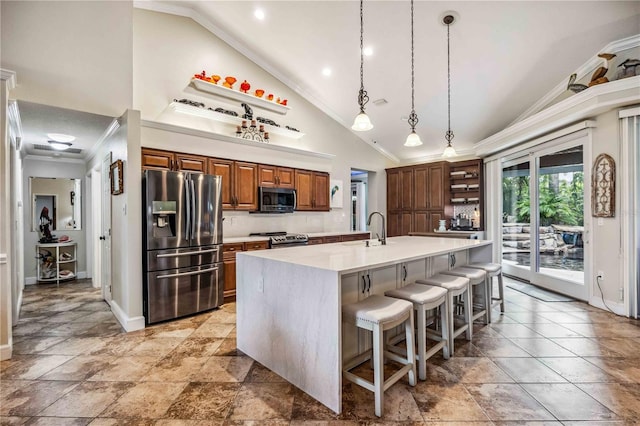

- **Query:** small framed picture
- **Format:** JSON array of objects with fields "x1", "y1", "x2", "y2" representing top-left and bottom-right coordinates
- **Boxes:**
[{"x1": 110, "y1": 159, "x2": 124, "y2": 195}]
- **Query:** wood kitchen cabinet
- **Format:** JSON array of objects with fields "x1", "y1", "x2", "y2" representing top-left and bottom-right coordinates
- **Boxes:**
[
  {"x1": 141, "y1": 148, "x2": 207, "y2": 173},
  {"x1": 387, "y1": 162, "x2": 448, "y2": 236},
  {"x1": 295, "y1": 170, "x2": 330, "y2": 211},
  {"x1": 258, "y1": 165, "x2": 295, "y2": 189},
  {"x1": 223, "y1": 240, "x2": 269, "y2": 302},
  {"x1": 447, "y1": 159, "x2": 484, "y2": 229},
  {"x1": 209, "y1": 158, "x2": 258, "y2": 211}
]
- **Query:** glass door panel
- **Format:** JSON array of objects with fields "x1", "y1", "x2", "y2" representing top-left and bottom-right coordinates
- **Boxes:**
[
  {"x1": 537, "y1": 146, "x2": 584, "y2": 285},
  {"x1": 502, "y1": 159, "x2": 531, "y2": 276}
]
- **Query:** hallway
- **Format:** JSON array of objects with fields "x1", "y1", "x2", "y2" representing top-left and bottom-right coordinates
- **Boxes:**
[{"x1": 2, "y1": 279, "x2": 640, "y2": 424}]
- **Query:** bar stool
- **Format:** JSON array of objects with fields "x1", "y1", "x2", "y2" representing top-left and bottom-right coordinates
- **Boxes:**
[
  {"x1": 467, "y1": 262, "x2": 504, "y2": 322},
  {"x1": 416, "y1": 274, "x2": 471, "y2": 355},
  {"x1": 442, "y1": 266, "x2": 489, "y2": 325},
  {"x1": 385, "y1": 283, "x2": 449, "y2": 380},
  {"x1": 342, "y1": 295, "x2": 417, "y2": 417}
]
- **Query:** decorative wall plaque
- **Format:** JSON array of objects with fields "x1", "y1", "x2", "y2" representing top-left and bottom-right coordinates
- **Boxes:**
[{"x1": 591, "y1": 153, "x2": 615, "y2": 217}]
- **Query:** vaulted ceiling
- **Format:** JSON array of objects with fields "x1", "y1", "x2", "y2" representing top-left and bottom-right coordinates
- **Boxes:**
[{"x1": 146, "y1": 0, "x2": 640, "y2": 162}]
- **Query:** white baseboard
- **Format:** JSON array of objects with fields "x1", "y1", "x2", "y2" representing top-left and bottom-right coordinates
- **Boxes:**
[
  {"x1": 589, "y1": 296, "x2": 627, "y2": 317},
  {"x1": 1, "y1": 343, "x2": 12, "y2": 360},
  {"x1": 25, "y1": 271, "x2": 87, "y2": 286},
  {"x1": 109, "y1": 299, "x2": 145, "y2": 332}
]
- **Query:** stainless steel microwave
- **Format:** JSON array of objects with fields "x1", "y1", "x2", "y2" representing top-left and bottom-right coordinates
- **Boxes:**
[{"x1": 258, "y1": 187, "x2": 296, "y2": 213}]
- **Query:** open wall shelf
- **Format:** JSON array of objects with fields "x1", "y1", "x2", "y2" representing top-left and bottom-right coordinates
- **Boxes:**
[{"x1": 191, "y1": 78, "x2": 291, "y2": 115}]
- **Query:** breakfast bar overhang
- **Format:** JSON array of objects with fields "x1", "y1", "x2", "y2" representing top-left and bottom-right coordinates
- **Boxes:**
[{"x1": 236, "y1": 236, "x2": 493, "y2": 413}]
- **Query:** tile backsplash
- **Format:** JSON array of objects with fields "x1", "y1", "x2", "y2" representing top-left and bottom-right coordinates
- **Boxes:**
[{"x1": 223, "y1": 210, "x2": 349, "y2": 237}]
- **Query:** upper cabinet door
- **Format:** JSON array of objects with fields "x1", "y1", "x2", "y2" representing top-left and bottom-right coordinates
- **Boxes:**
[
  {"x1": 209, "y1": 158, "x2": 234, "y2": 209},
  {"x1": 175, "y1": 153, "x2": 207, "y2": 173},
  {"x1": 258, "y1": 165, "x2": 278, "y2": 187},
  {"x1": 295, "y1": 170, "x2": 313, "y2": 210},
  {"x1": 427, "y1": 163, "x2": 445, "y2": 210},
  {"x1": 313, "y1": 172, "x2": 330, "y2": 211},
  {"x1": 413, "y1": 165, "x2": 429, "y2": 210},
  {"x1": 234, "y1": 162, "x2": 258, "y2": 211},
  {"x1": 142, "y1": 148, "x2": 174, "y2": 171},
  {"x1": 277, "y1": 167, "x2": 295, "y2": 189},
  {"x1": 400, "y1": 168, "x2": 414, "y2": 211},
  {"x1": 387, "y1": 169, "x2": 401, "y2": 211}
]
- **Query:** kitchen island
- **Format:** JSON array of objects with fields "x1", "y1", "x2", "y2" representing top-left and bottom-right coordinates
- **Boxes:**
[{"x1": 236, "y1": 235, "x2": 492, "y2": 414}]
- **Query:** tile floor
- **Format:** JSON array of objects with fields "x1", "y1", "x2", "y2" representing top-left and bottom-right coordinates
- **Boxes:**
[{"x1": 2, "y1": 278, "x2": 640, "y2": 425}]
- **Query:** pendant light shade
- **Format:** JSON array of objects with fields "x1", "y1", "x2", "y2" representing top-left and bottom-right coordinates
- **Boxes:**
[
  {"x1": 442, "y1": 14, "x2": 457, "y2": 157},
  {"x1": 352, "y1": 0, "x2": 373, "y2": 132},
  {"x1": 404, "y1": 0, "x2": 422, "y2": 147}
]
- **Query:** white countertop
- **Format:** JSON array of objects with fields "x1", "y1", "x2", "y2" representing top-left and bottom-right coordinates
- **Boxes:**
[
  {"x1": 237, "y1": 235, "x2": 491, "y2": 274},
  {"x1": 223, "y1": 230, "x2": 369, "y2": 244}
]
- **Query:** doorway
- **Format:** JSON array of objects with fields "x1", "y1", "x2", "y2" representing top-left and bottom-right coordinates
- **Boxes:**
[
  {"x1": 501, "y1": 140, "x2": 590, "y2": 300},
  {"x1": 350, "y1": 169, "x2": 368, "y2": 232}
]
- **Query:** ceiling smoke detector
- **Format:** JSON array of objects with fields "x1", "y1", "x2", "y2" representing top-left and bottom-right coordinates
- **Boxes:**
[{"x1": 373, "y1": 98, "x2": 388, "y2": 106}]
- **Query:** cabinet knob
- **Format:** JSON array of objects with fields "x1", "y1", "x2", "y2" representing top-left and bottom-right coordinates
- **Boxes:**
[{"x1": 99, "y1": 236, "x2": 106, "y2": 240}]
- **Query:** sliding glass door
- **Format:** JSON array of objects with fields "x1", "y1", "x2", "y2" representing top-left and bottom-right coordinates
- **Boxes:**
[{"x1": 501, "y1": 141, "x2": 588, "y2": 300}]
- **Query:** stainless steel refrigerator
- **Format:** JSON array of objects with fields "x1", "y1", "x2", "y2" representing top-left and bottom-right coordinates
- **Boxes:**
[{"x1": 142, "y1": 169, "x2": 224, "y2": 324}]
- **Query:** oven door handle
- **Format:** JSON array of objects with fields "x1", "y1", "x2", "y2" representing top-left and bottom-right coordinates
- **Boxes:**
[
  {"x1": 156, "y1": 266, "x2": 219, "y2": 280},
  {"x1": 156, "y1": 248, "x2": 219, "y2": 258}
]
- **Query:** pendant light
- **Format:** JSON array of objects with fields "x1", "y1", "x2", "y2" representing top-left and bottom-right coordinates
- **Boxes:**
[
  {"x1": 442, "y1": 14, "x2": 457, "y2": 158},
  {"x1": 404, "y1": 0, "x2": 422, "y2": 147},
  {"x1": 351, "y1": 0, "x2": 373, "y2": 131}
]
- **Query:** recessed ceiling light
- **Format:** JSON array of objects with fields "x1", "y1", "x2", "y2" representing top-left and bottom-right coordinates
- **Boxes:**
[
  {"x1": 254, "y1": 9, "x2": 265, "y2": 20},
  {"x1": 363, "y1": 46, "x2": 374, "y2": 56},
  {"x1": 47, "y1": 133, "x2": 75, "y2": 142},
  {"x1": 322, "y1": 67, "x2": 332, "y2": 77}
]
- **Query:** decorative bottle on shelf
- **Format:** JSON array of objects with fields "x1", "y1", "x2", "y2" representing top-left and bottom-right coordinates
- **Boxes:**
[{"x1": 438, "y1": 220, "x2": 447, "y2": 232}]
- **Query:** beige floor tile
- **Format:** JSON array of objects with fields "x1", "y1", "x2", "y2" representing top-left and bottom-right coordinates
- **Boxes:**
[
  {"x1": 521, "y1": 383, "x2": 618, "y2": 421},
  {"x1": 100, "y1": 381, "x2": 188, "y2": 419},
  {"x1": 125, "y1": 337, "x2": 184, "y2": 357},
  {"x1": 0, "y1": 417, "x2": 31, "y2": 425},
  {"x1": 519, "y1": 323, "x2": 584, "y2": 338},
  {"x1": 21, "y1": 417, "x2": 91, "y2": 425},
  {"x1": 198, "y1": 355, "x2": 254, "y2": 382},
  {"x1": 0, "y1": 354, "x2": 74, "y2": 380},
  {"x1": 594, "y1": 338, "x2": 640, "y2": 358},
  {"x1": 465, "y1": 383, "x2": 555, "y2": 421},
  {"x1": 164, "y1": 382, "x2": 241, "y2": 420},
  {"x1": 493, "y1": 358, "x2": 567, "y2": 383},
  {"x1": 227, "y1": 383, "x2": 296, "y2": 421},
  {"x1": 39, "y1": 381, "x2": 133, "y2": 417},
  {"x1": 538, "y1": 357, "x2": 619, "y2": 383},
  {"x1": 491, "y1": 323, "x2": 545, "y2": 338},
  {"x1": 504, "y1": 312, "x2": 554, "y2": 324},
  {"x1": 244, "y1": 362, "x2": 287, "y2": 383},
  {"x1": 141, "y1": 355, "x2": 209, "y2": 382},
  {"x1": 0, "y1": 380, "x2": 34, "y2": 400},
  {"x1": 509, "y1": 338, "x2": 576, "y2": 357},
  {"x1": 39, "y1": 311, "x2": 90, "y2": 323},
  {"x1": 87, "y1": 356, "x2": 158, "y2": 382},
  {"x1": 471, "y1": 337, "x2": 532, "y2": 357},
  {"x1": 576, "y1": 383, "x2": 640, "y2": 420},
  {"x1": 550, "y1": 338, "x2": 627, "y2": 357},
  {"x1": 190, "y1": 322, "x2": 235, "y2": 338},
  {"x1": 11, "y1": 336, "x2": 67, "y2": 354},
  {"x1": 87, "y1": 418, "x2": 154, "y2": 425},
  {"x1": 410, "y1": 383, "x2": 489, "y2": 421},
  {"x1": 41, "y1": 337, "x2": 110, "y2": 355},
  {"x1": 214, "y1": 338, "x2": 242, "y2": 356},
  {"x1": 536, "y1": 312, "x2": 586, "y2": 324},
  {"x1": 154, "y1": 420, "x2": 224, "y2": 425},
  {"x1": 583, "y1": 357, "x2": 640, "y2": 383},
  {"x1": 40, "y1": 354, "x2": 115, "y2": 381},
  {"x1": 439, "y1": 357, "x2": 515, "y2": 383},
  {"x1": 0, "y1": 380, "x2": 78, "y2": 416},
  {"x1": 168, "y1": 337, "x2": 224, "y2": 358}
]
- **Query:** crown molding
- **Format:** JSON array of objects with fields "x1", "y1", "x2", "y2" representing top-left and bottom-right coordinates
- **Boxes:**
[
  {"x1": 475, "y1": 76, "x2": 640, "y2": 157},
  {"x1": 0, "y1": 69, "x2": 17, "y2": 90},
  {"x1": 84, "y1": 118, "x2": 121, "y2": 164},
  {"x1": 133, "y1": 1, "x2": 398, "y2": 163},
  {"x1": 510, "y1": 34, "x2": 640, "y2": 125},
  {"x1": 7, "y1": 100, "x2": 22, "y2": 149},
  {"x1": 23, "y1": 154, "x2": 86, "y2": 165}
]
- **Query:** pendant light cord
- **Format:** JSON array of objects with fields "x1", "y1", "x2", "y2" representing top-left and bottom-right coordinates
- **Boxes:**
[
  {"x1": 357, "y1": 0, "x2": 369, "y2": 113},
  {"x1": 445, "y1": 18, "x2": 454, "y2": 144},
  {"x1": 407, "y1": 0, "x2": 418, "y2": 131}
]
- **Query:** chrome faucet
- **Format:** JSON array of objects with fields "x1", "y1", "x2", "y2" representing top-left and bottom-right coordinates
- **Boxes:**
[{"x1": 367, "y1": 211, "x2": 386, "y2": 245}]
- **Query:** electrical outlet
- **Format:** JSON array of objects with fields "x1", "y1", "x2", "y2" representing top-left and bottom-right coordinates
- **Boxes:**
[
  {"x1": 619, "y1": 287, "x2": 624, "y2": 301},
  {"x1": 597, "y1": 270, "x2": 604, "y2": 280}
]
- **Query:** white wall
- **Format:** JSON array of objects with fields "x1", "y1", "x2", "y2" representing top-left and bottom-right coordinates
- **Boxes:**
[
  {"x1": 0, "y1": 0, "x2": 133, "y2": 117},
  {"x1": 590, "y1": 109, "x2": 625, "y2": 307},
  {"x1": 86, "y1": 110, "x2": 143, "y2": 331},
  {"x1": 22, "y1": 159, "x2": 88, "y2": 283},
  {"x1": 134, "y1": 9, "x2": 393, "y2": 235}
]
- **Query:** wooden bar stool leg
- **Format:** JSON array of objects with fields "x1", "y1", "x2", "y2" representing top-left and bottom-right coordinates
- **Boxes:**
[
  {"x1": 440, "y1": 302, "x2": 450, "y2": 359},
  {"x1": 373, "y1": 325, "x2": 384, "y2": 417},
  {"x1": 416, "y1": 306, "x2": 427, "y2": 380},
  {"x1": 405, "y1": 311, "x2": 416, "y2": 386},
  {"x1": 465, "y1": 286, "x2": 473, "y2": 340},
  {"x1": 447, "y1": 292, "x2": 455, "y2": 354},
  {"x1": 498, "y1": 273, "x2": 505, "y2": 313}
]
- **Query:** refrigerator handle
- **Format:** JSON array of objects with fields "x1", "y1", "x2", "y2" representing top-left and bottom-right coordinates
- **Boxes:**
[
  {"x1": 293, "y1": 189, "x2": 297, "y2": 210},
  {"x1": 185, "y1": 175, "x2": 191, "y2": 241},
  {"x1": 190, "y1": 178, "x2": 196, "y2": 239},
  {"x1": 156, "y1": 266, "x2": 219, "y2": 280}
]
